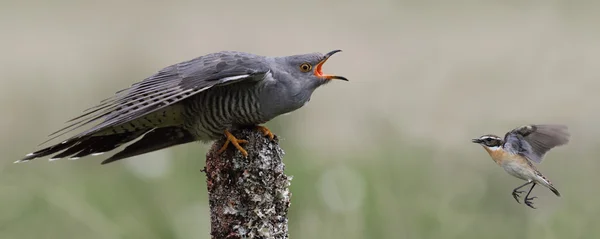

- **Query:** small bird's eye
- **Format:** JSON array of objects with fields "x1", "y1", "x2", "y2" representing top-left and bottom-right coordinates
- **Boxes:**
[{"x1": 299, "y1": 63, "x2": 312, "y2": 72}]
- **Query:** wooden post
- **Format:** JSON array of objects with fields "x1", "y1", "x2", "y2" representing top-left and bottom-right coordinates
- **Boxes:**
[{"x1": 204, "y1": 128, "x2": 291, "y2": 239}]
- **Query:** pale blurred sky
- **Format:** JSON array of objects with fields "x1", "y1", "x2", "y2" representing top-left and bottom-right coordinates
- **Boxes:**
[{"x1": 1, "y1": 0, "x2": 599, "y2": 158}]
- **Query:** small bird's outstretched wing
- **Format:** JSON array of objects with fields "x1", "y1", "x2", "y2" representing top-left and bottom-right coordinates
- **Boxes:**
[
  {"x1": 503, "y1": 124, "x2": 570, "y2": 163},
  {"x1": 19, "y1": 51, "x2": 270, "y2": 162}
]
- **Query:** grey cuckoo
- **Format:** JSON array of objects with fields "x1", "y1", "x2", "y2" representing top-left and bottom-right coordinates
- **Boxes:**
[{"x1": 17, "y1": 50, "x2": 347, "y2": 164}]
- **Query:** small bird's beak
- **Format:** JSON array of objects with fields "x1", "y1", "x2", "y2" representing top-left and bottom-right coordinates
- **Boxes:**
[
  {"x1": 314, "y1": 49, "x2": 348, "y2": 81},
  {"x1": 471, "y1": 138, "x2": 482, "y2": 144}
]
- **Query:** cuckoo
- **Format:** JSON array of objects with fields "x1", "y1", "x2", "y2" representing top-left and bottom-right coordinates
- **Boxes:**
[{"x1": 17, "y1": 50, "x2": 347, "y2": 164}]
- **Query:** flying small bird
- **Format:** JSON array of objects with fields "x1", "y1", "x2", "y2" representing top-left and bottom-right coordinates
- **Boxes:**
[
  {"x1": 472, "y1": 124, "x2": 570, "y2": 209},
  {"x1": 17, "y1": 50, "x2": 347, "y2": 164}
]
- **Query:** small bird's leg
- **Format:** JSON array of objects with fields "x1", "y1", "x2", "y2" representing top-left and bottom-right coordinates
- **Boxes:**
[
  {"x1": 512, "y1": 181, "x2": 533, "y2": 203},
  {"x1": 524, "y1": 183, "x2": 538, "y2": 209},
  {"x1": 255, "y1": 125, "x2": 275, "y2": 141},
  {"x1": 217, "y1": 130, "x2": 249, "y2": 157}
]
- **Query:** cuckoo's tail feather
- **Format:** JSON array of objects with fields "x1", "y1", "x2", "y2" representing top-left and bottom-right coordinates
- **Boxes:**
[
  {"x1": 17, "y1": 130, "x2": 150, "y2": 163},
  {"x1": 18, "y1": 139, "x2": 80, "y2": 162},
  {"x1": 100, "y1": 126, "x2": 195, "y2": 165}
]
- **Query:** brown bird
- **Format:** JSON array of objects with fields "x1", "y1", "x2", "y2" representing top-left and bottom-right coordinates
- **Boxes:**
[{"x1": 472, "y1": 124, "x2": 570, "y2": 209}]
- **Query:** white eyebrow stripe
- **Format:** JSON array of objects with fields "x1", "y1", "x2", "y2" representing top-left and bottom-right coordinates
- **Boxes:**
[{"x1": 480, "y1": 135, "x2": 501, "y2": 140}]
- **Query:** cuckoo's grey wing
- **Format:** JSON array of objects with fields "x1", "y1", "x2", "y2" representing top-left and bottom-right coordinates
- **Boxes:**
[
  {"x1": 502, "y1": 124, "x2": 570, "y2": 163},
  {"x1": 20, "y1": 52, "x2": 269, "y2": 162},
  {"x1": 48, "y1": 51, "x2": 269, "y2": 141}
]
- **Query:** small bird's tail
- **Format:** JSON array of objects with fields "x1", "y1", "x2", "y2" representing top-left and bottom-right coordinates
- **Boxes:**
[
  {"x1": 548, "y1": 185, "x2": 561, "y2": 197},
  {"x1": 535, "y1": 173, "x2": 561, "y2": 197}
]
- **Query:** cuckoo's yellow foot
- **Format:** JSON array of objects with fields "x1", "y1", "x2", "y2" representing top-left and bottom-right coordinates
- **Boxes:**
[
  {"x1": 217, "y1": 130, "x2": 249, "y2": 157},
  {"x1": 255, "y1": 125, "x2": 275, "y2": 141}
]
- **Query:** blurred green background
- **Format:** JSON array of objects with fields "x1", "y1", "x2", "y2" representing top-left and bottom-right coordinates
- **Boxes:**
[{"x1": 1, "y1": 0, "x2": 599, "y2": 238}]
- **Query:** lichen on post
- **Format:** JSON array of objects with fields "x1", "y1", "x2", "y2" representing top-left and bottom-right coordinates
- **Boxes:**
[{"x1": 204, "y1": 128, "x2": 292, "y2": 239}]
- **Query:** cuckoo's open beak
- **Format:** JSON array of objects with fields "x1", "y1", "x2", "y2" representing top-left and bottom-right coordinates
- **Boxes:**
[{"x1": 314, "y1": 49, "x2": 348, "y2": 81}]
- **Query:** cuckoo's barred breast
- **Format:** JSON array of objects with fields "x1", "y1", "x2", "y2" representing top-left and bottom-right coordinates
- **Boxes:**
[{"x1": 182, "y1": 82, "x2": 266, "y2": 140}]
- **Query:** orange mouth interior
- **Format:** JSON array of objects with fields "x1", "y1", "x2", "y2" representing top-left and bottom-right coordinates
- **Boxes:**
[{"x1": 314, "y1": 59, "x2": 329, "y2": 78}]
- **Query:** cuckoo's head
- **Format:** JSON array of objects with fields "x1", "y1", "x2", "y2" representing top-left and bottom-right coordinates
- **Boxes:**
[
  {"x1": 262, "y1": 50, "x2": 347, "y2": 118},
  {"x1": 278, "y1": 49, "x2": 347, "y2": 88}
]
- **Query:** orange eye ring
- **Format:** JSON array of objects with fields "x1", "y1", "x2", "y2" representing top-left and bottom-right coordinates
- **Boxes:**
[{"x1": 299, "y1": 63, "x2": 312, "y2": 72}]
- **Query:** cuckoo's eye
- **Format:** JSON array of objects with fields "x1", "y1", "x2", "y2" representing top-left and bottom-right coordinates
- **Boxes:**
[{"x1": 299, "y1": 63, "x2": 312, "y2": 72}]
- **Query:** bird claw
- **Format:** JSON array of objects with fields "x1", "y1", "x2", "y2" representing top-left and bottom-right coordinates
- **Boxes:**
[
  {"x1": 217, "y1": 130, "x2": 249, "y2": 157},
  {"x1": 524, "y1": 197, "x2": 537, "y2": 209},
  {"x1": 512, "y1": 190, "x2": 524, "y2": 203},
  {"x1": 255, "y1": 125, "x2": 275, "y2": 141}
]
